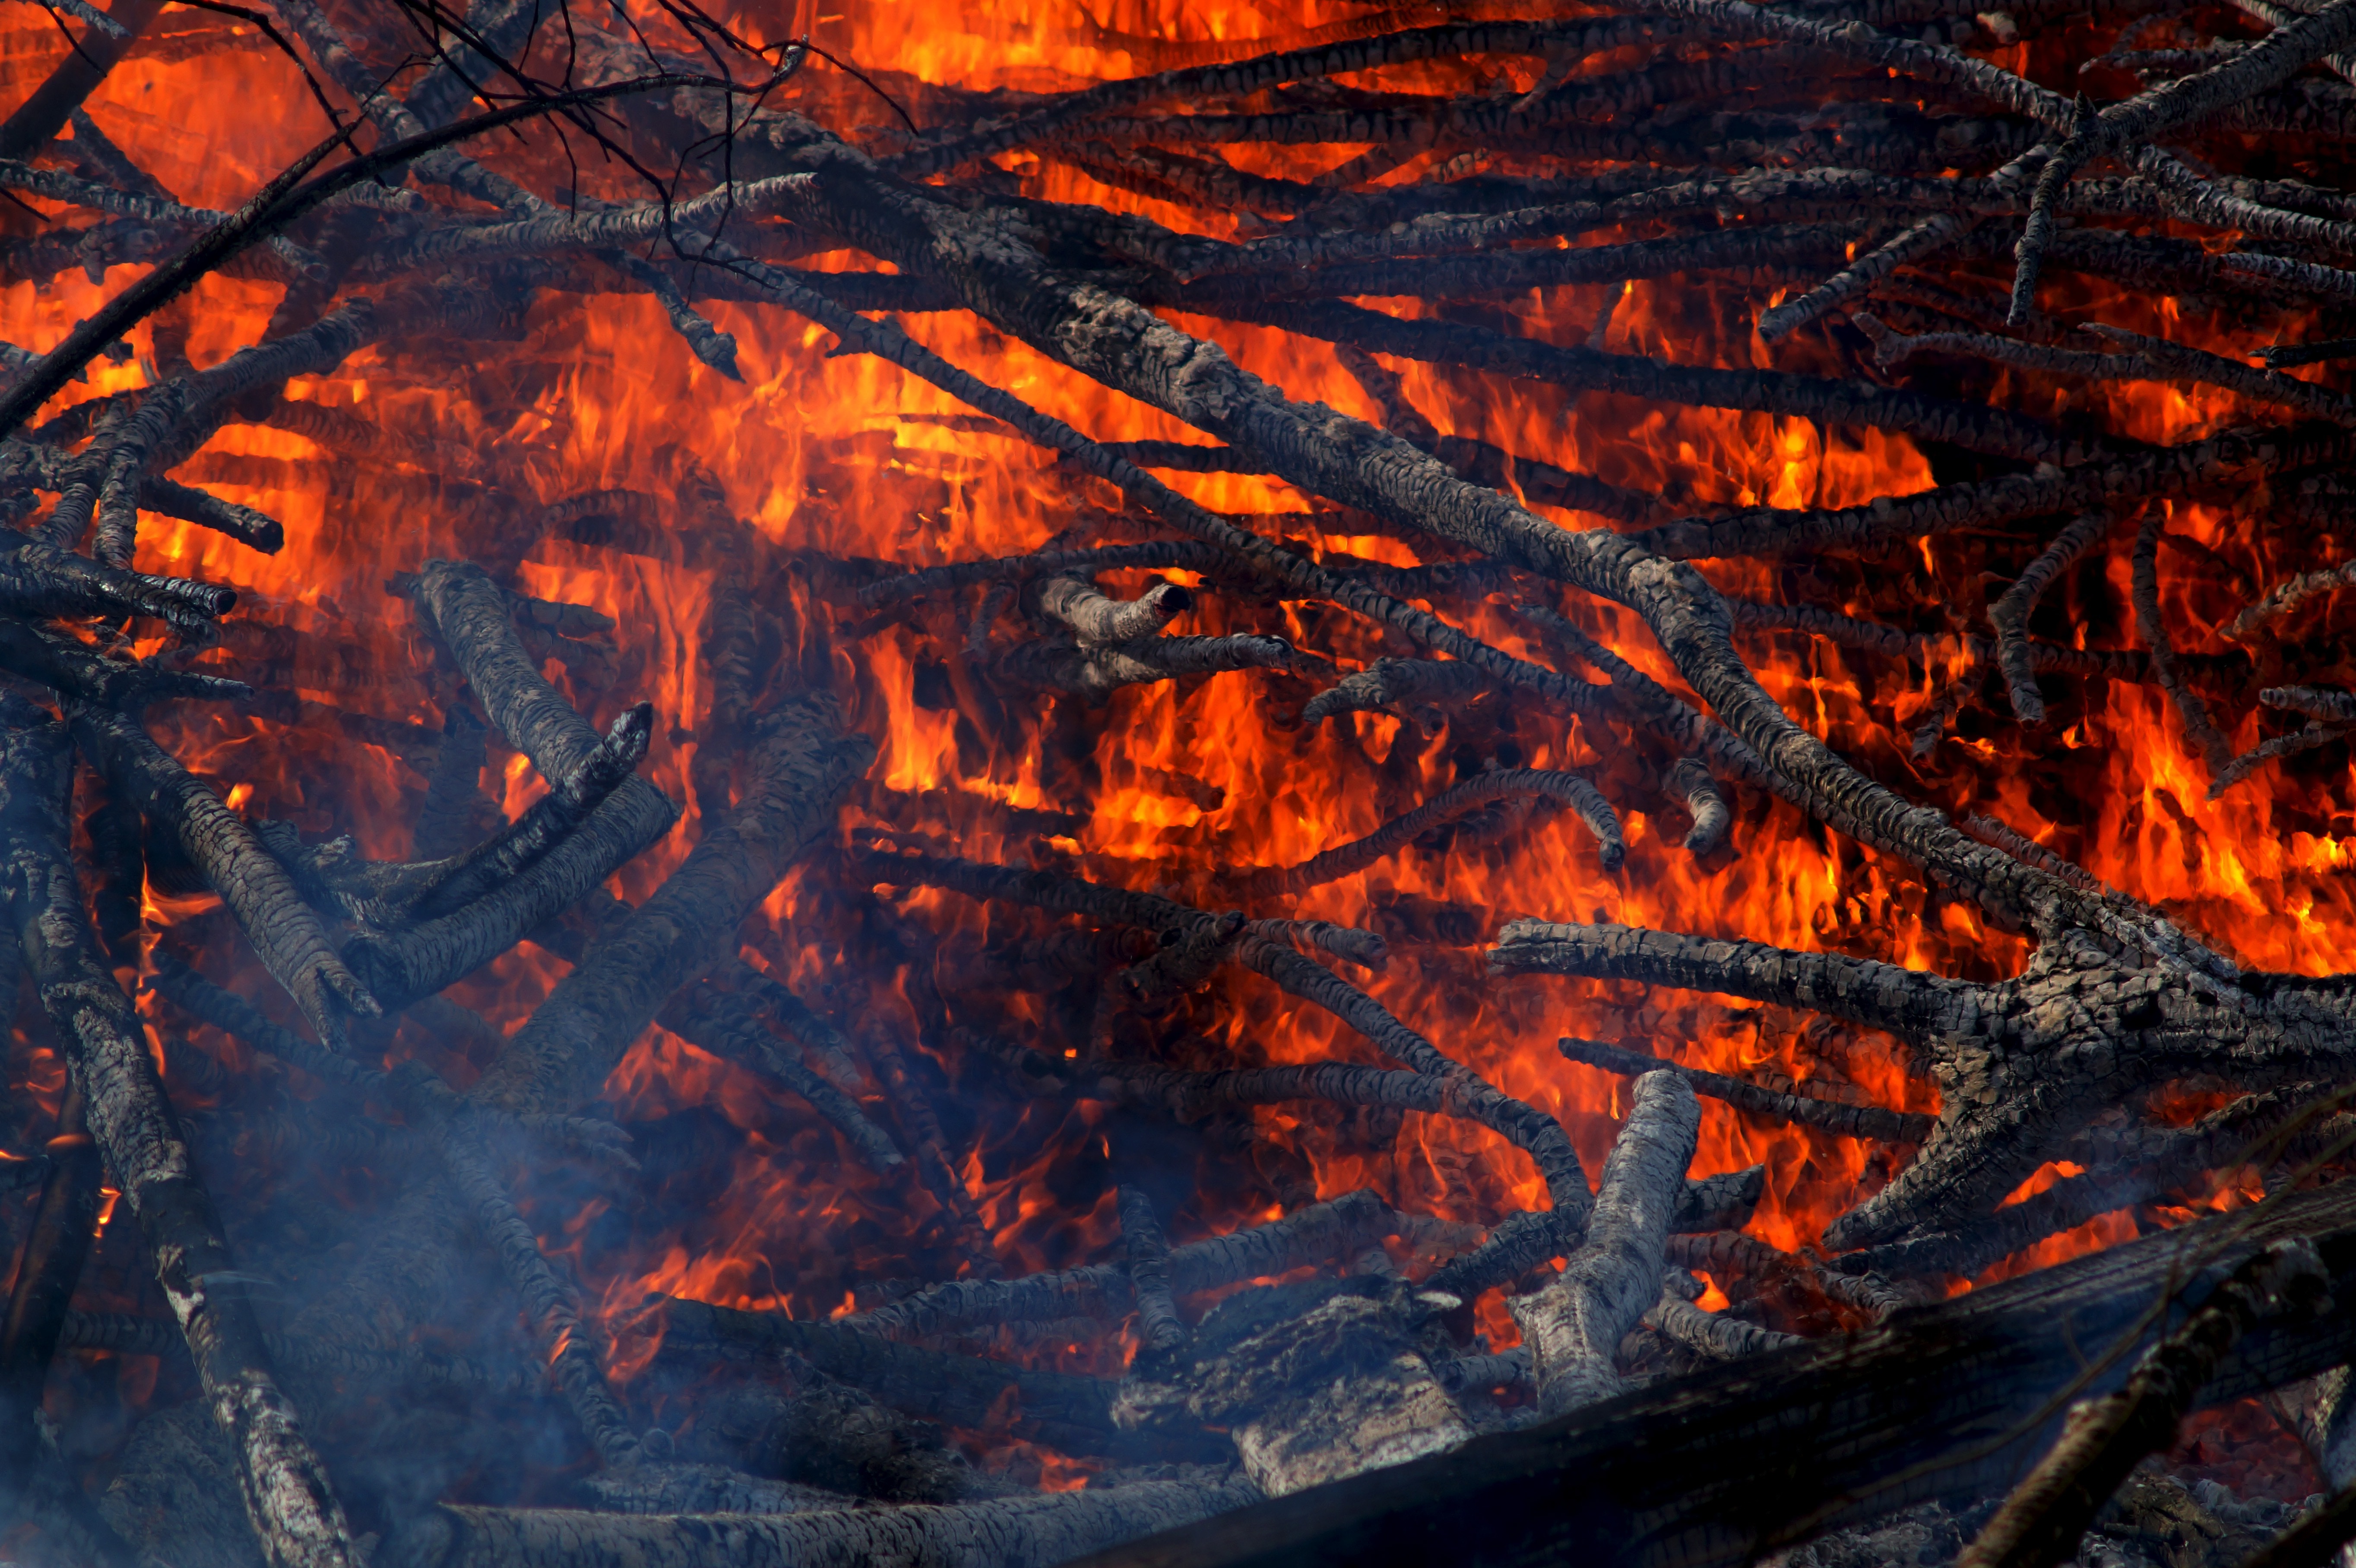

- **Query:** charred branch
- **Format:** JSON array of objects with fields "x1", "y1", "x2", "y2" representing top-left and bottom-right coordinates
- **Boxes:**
[
  {"x1": 1510, "y1": 1072, "x2": 1700, "y2": 1414},
  {"x1": 1956, "y1": 1239, "x2": 2330, "y2": 1568},
  {"x1": 1557, "y1": 1036, "x2": 1934, "y2": 1144},
  {"x1": 1233, "y1": 768, "x2": 1623, "y2": 895},
  {"x1": 0, "y1": 703, "x2": 361, "y2": 1568}
]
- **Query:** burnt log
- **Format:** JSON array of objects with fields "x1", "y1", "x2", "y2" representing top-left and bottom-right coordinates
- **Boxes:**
[
  {"x1": 466, "y1": 692, "x2": 873, "y2": 1114},
  {"x1": 1068, "y1": 1181, "x2": 2356, "y2": 1568},
  {"x1": 1115, "y1": 1277, "x2": 1474, "y2": 1497},
  {"x1": 1511, "y1": 1072, "x2": 1699, "y2": 1414},
  {"x1": 385, "y1": 1475, "x2": 1264, "y2": 1568},
  {"x1": 0, "y1": 702, "x2": 362, "y2": 1568}
]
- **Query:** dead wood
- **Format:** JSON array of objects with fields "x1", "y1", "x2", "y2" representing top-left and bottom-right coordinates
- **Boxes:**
[
  {"x1": 1956, "y1": 1237, "x2": 2330, "y2": 1568},
  {"x1": 70, "y1": 699, "x2": 377, "y2": 1046},
  {"x1": 1121, "y1": 1186, "x2": 1191, "y2": 1357},
  {"x1": 2235, "y1": 1485, "x2": 2356, "y2": 1568},
  {"x1": 1069, "y1": 1182, "x2": 2356, "y2": 1568},
  {"x1": 837, "y1": 1189, "x2": 1401, "y2": 1339},
  {"x1": 1115, "y1": 1278, "x2": 1473, "y2": 1496},
  {"x1": 1232, "y1": 767, "x2": 1624, "y2": 894},
  {"x1": 1643, "y1": 1287, "x2": 1807, "y2": 1361},
  {"x1": 663, "y1": 1298, "x2": 1211, "y2": 1461},
  {"x1": 658, "y1": 982, "x2": 904, "y2": 1171},
  {"x1": 386, "y1": 1475, "x2": 1265, "y2": 1568},
  {"x1": 0, "y1": 1087, "x2": 98, "y2": 1476},
  {"x1": 0, "y1": 0, "x2": 164, "y2": 160},
  {"x1": 466, "y1": 694, "x2": 870, "y2": 1115},
  {"x1": 1986, "y1": 511, "x2": 2114, "y2": 724},
  {"x1": 0, "y1": 1081, "x2": 121, "y2": 1565},
  {"x1": 0, "y1": 702, "x2": 361, "y2": 1568},
  {"x1": 28, "y1": 0, "x2": 2356, "y2": 1551},
  {"x1": 681, "y1": 1380, "x2": 1011, "y2": 1502},
  {"x1": 1487, "y1": 915, "x2": 2336, "y2": 1252},
  {"x1": 56, "y1": 1313, "x2": 531, "y2": 1398},
  {"x1": 1558, "y1": 1036, "x2": 1935, "y2": 1143},
  {"x1": 1510, "y1": 1072, "x2": 1700, "y2": 1414}
]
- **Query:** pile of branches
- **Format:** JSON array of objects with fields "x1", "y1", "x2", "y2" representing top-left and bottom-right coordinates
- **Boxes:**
[{"x1": 14, "y1": 0, "x2": 2356, "y2": 1564}]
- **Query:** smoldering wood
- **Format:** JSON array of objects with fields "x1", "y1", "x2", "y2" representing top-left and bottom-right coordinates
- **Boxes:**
[
  {"x1": 1071, "y1": 1182, "x2": 2356, "y2": 1568},
  {"x1": 55, "y1": 1313, "x2": 532, "y2": 1398},
  {"x1": 722, "y1": 957, "x2": 868, "y2": 1095},
  {"x1": 837, "y1": 1189, "x2": 1406, "y2": 1340},
  {"x1": 69, "y1": 698, "x2": 377, "y2": 1047},
  {"x1": 997, "y1": 629, "x2": 1319, "y2": 703},
  {"x1": 0, "y1": 1091, "x2": 98, "y2": 1474},
  {"x1": 404, "y1": 560, "x2": 681, "y2": 879},
  {"x1": 2140, "y1": 509, "x2": 2271, "y2": 788},
  {"x1": 1954, "y1": 1237, "x2": 2330, "y2": 1568},
  {"x1": 1642, "y1": 1287, "x2": 1808, "y2": 1361},
  {"x1": 0, "y1": 0, "x2": 163, "y2": 160},
  {"x1": 0, "y1": 1147, "x2": 51, "y2": 1193},
  {"x1": 465, "y1": 694, "x2": 874, "y2": 1116},
  {"x1": 665, "y1": 1299, "x2": 1227, "y2": 1464},
  {"x1": 1510, "y1": 1072, "x2": 1699, "y2": 1415},
  {"x1": 0, "y1": 1082, "x2": 112, "y2": 1559},
  {"x1": 860, "y1": 851, "x2": 1482, "y2": 1078},
  {"x1": 574, "y1": 1465, "x2": 846, "y2": 1517},
  {"x1": 25, "y1": 0, "x2": 2356, "y2": 1557},
  {"x1": 1557, "y1": 1036, "x2": 1935, "y2": 1144},
  {"x1": 0, "y1": 705, "x2": 361, "y2": 1568},
  {"x1": 1006, "y1": 1054, "x2": 1590, "y2": 1227},
  {"x1": 1232, "y1": 765, "x2": 1623, "y2": 892},
  {"x1": 303, "y1": 703, "x2": 654, "y2": 927},
  {"x1": 1832, "y1": 1080, "x2": 2346, "y2": 1283},
  {"x1": 1247, "y1": 919, "x2": 1387, "y2": 971},
  {"x1": 1985, "y1": 511, "x2": 2114, "y2": 724},
  {"x1": 142, "y1": 945, "x2": 643, "y2": 1185},
  {"x1": 1114, "y1": 1278, "x2": 1474, "y2": 1497},
  {"x1": 382, "y1": 1063, "x2": 644, "y2": 1470},
  {"x1": 1490, "y1": 915, "x2": 2346, "y2": 1254},
  {"x1": 332, "y1": 771, "x2": 681, "y2": 1010},
  {"x1": 680, "y1": 1379, "x2": 1013, "y2": 1502},
  {"x1": 2235, "y1": 1484, "x2": 2356, "y2": 1568},
  {"x1": 386, "y1": 1474, "x2": 1267, "y2": 1568},
  {"x1": 657, "y1": 982, "x2": 905, "y2": 1171},
  {"x1": 1119, "y1": 1186, "x2": 1191, "y2": 1357}
]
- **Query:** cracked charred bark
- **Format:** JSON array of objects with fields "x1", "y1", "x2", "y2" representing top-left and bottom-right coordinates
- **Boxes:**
[
  {"x1": 0, "y1": 703, "x2": 361, "y2": 1568},
  {"x1": 1492, "y1": 914, "x2": 2356, "y2": 1254}
]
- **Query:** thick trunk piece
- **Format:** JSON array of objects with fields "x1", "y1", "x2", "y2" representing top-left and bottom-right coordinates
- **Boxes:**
[
  {"x1": 386, "y1": 1476, "x2": 1264, "y2": 1568},
  {"x1": 1065, "y1": 1179, "x2": 2356, "y2": 1568},
  {"x1": 1221, "y1": 1292, "x2": 1473, "y2": 1497}
]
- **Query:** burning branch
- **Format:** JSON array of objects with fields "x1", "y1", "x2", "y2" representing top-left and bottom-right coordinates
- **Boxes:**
[{"x1": 16, "y1": 0, "x2": 2356, "y2": 1559}]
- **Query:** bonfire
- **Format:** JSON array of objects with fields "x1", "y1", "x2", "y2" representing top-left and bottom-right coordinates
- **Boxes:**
[{"x1": 7, "y1": 0, "x2": 2356, "y2": 1565}]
